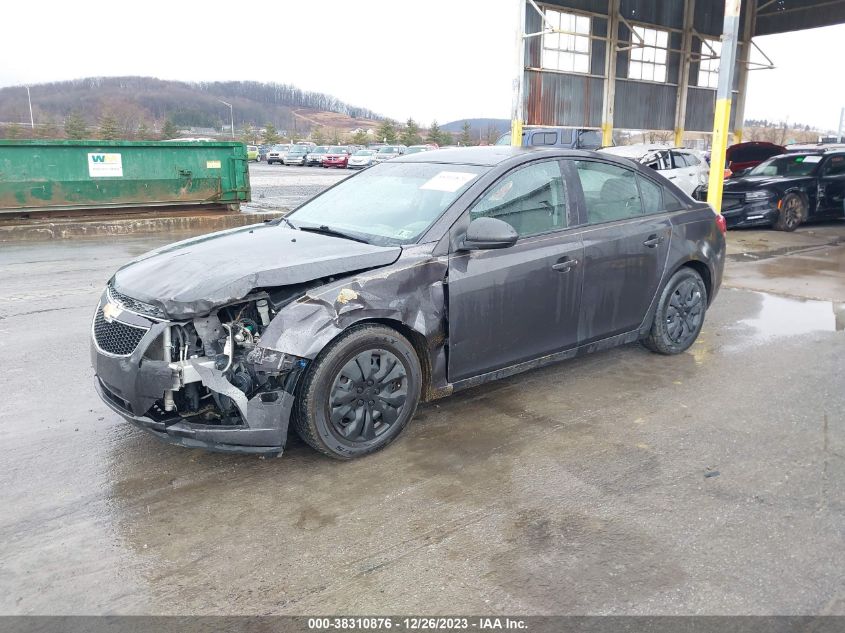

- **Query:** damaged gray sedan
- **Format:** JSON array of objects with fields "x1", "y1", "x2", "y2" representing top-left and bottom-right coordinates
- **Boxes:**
[{"x1": 92, "y1": 147, "x2": 725, "y2": 459}]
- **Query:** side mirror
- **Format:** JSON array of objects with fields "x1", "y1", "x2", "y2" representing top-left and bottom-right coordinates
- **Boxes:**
[{"x1": 462, "y1": 217, "x2": 519, "y2": 250}]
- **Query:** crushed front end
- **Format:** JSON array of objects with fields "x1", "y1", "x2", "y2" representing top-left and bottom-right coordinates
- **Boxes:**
[{"x1": 91, "y1": 283, "x2": 307, "y2": 455}]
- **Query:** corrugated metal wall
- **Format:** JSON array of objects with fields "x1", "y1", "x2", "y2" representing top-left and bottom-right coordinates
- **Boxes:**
[
  {"x1": 523, "y1": 0, "x2": 845, "y2": 135},
  {"x1": 522, "y1": 0, "x2": 746, "y2": 133},
  {"x1": 524, "y1": 71, "x2": 605, "y2": 127}
]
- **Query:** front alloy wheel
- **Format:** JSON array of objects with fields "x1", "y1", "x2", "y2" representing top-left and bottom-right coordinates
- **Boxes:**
[{"x1": 774, "y1": 193, "x2": 806, "y2": 232}]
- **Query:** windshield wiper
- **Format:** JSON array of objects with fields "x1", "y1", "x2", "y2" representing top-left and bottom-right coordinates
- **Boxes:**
[{"x1": 298, "y1": 224, "x2": 369, "y2": 244}]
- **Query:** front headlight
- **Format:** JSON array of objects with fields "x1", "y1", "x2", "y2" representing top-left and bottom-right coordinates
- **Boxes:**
[{"x1": 745, "y1": 190, "x2": 774, "y2": 200}]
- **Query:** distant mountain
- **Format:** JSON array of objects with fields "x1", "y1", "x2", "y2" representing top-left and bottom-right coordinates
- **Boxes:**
[{"x1": 0, "y1": 76, "x2": 381, "y2": 137}]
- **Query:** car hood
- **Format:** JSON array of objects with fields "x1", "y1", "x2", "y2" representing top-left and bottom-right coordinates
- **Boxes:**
[
  {"x1": 112, "y1": 223, "x2": 402, "y2": 319},
  {"x1": 722, "y1": 175, "x2": 811, "y2": 191}
]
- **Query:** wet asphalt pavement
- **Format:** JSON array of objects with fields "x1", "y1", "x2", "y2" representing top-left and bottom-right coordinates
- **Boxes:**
[{"x1": 1, "y1": 222, "x2": 844, "y2": 615}]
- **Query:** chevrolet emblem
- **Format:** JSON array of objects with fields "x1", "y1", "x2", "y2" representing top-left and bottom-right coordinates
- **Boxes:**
[{"x1": 102, "y1": 301, "x2": 123, "y2": 323}]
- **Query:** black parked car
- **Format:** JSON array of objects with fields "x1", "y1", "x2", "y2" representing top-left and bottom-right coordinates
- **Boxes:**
[
  {"x1": 695, "y1": 151, "x2": 845, "y2": 231},
  {"x1": 91, "y1": 147, "x2": 725, "y2": 459}
]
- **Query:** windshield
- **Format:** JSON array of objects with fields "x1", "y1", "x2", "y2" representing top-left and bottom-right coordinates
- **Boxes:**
[
  {"x1": 329, "y1": 146, "x2": 346, "y2": 153},
  {"x1": 749, "y1": 154, "x2": 820, "y2": 177},
  {"x1": 354, "y1": 150, "x2": 374, "y2": 156},
  {"x1": 288, "y1": 162, "x2": 486, "y2": 245},
  {"x1": 405, "y1": 147, "x2": 427, "y2": 154},
  {"x1": 290, "y1": 147, "x2": 307, "y2": 154},
  {"x1": 312, "y1": 146, "x2": 328, "y2": 154},
  {"x1": 379, "y1": 146, "x2": 399, "y2": 154},
  {"x1": 272, "y1": 145, "x2": 290, "y2": 151}
]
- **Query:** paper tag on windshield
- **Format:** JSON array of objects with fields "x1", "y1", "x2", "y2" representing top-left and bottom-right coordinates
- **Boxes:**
[
  {"x1": 802, "y1": 155, "x2": 822, "y2": 163},
  {"x1": 420, "y1": 171, "x2": 477, "y2": 192}
]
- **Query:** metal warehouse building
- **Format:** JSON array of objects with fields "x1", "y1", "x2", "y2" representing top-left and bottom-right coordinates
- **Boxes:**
[
  {"x1": 517, "y1": 0, "x2": 845, "y2": 142},
  {"x1": 513, "y1": 0, "x2": 845, "y2": 199}
]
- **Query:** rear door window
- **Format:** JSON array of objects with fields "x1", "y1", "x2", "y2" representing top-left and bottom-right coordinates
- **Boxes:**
[
  {"x1": 574, "y1": 161, "x2": 642, "y2": 223},
  {"x1": 531, "y1": 132, "x2": 558, "y2": 146},
  {"x1": 671, "y1": 152, "x2": 690, "y2": 168},
  {"x1": 635, "y1": 174, "x2": 687, "y2": 212},
  {"x1": 822, "y1": 155, "x2": 845, "y2": 177}
]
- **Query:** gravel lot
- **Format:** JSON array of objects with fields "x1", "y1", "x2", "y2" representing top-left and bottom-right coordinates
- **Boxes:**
[{"x1": 243, "y1": 162, "x2": 350, "y2": 212}]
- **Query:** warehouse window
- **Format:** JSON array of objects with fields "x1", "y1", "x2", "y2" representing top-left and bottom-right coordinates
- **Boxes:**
[
  {"x1": 697, "y1": 38, "x2": 722, "y2": 88},
  {"x1": 628, "y1": 25, "x2": 668, "y2": 82},
  {"x1": 541, "y1": 9, "x2": 591, "y2": 74}
]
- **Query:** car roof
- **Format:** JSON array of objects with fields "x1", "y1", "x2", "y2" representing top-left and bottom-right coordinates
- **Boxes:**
[{"x1": 394, "y1": 145, "x2": 611, "y2": 167}]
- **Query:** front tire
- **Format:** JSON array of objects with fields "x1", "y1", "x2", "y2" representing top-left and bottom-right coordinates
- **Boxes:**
[
  {"x1": 642, "y1": 268, "x2": 707, "y2": 355},
  {"x1": 774, "y1": 193, "x2": 806, "y2": 232},
  {"x1": 293, "y1": 324, "x2": 422, "y2": 460}
]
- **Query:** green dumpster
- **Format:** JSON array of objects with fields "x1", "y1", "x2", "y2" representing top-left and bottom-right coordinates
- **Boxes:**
[{"x1": 0, "y1": 139, "x2": 251, "y2": 213}]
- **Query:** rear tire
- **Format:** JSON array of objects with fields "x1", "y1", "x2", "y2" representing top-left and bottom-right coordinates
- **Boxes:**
[
  {"x1": 642, "y1": 268, "x2": 707, "y2": 355},
  {"x1": 773, "y1": 193, "x2": 806, "y2": 232},
  {"x1": 293, "y1": 324, "x2": 422, "y2": 460}
]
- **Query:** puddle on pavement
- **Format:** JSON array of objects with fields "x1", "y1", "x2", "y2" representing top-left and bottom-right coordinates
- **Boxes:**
[
  {"x1": 734, "y1": 292, "x2": 845, "y2": 343},
  {"x1": 726, "y1": 243, "x2": 840, "y2": 263}
]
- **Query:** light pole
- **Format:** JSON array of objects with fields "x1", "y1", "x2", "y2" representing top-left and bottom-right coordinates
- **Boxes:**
[
  {"x1": 25, "y1": 86, "x2": 34, "y2": 130},
  {"x1": 217, "y1": 99, "x2": 234, "y2": 139}
]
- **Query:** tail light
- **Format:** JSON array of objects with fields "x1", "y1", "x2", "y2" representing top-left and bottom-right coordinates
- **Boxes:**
[{"x1": 715, "y1": 213, "x2": 727, "y2": 234}]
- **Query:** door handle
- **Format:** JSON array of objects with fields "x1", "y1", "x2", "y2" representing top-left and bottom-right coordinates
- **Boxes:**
[
  {"x1": 552, "y1": 257, "x2": 578, "y2": 272},
  {"x1": 643, "y1": 235, "x2": 664, "y2": 248}
]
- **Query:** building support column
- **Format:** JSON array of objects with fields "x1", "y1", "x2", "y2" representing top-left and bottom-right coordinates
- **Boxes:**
[
  {"x1": 674, "y1": 0, "x2": 695, "y2": 147},
  {"x1": 732, "y1": 0, "x2": 756, "y2": 143},
  {"x1": 706, "y1": 0, "x2": 742, "y2": 213},
  {"x1": 511, "y1": 0, "x2": 527, "y2": 146},
  {"x1": 600, "y1": 0, "x2": 621, "y2": 147}
]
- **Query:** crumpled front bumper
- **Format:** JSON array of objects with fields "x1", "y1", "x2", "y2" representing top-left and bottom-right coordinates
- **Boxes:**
[
  {"x1": 90, "y1": 295, "x2": 297, "y2": 456},
  {"x1": 721, "y1": 200, "x2": 779, "y2": 228},
  {"x1": 95, "y1": 379, "x2": 293, "y2": 455}
]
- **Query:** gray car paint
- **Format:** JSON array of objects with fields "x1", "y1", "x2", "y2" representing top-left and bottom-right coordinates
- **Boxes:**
[{"x1": 92, "y1": 147, "x2": 725, "y2": 455}]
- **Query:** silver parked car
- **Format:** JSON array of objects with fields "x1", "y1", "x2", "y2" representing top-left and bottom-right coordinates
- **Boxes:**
[
  {"x1": 374, "y1": 145, "x2": 407, "y2": 163},
  {"x1": 266, "y1": 144, "x2": 292, "y2": 165},
  {"x1": 347, "y1": 149, "x2": 377, "y2": 169},
  {"x1": 283, "y1": 145, "x2": 311, "y2": 166}
]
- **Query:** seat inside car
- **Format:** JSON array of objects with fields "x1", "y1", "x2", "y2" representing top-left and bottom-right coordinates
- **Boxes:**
[{"x1": 590, "y1": 177, "x2": 642, "y2": 222}]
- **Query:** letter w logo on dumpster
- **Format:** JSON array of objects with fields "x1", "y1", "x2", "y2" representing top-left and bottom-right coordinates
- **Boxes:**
[{"x1": 88, "y1": 152, "x2": 123, "y2": 177}]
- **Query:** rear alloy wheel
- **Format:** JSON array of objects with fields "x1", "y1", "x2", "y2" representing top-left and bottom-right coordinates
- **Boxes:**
[
  {"x1": 642, "y1": 268, "x2": 708, "y2": 355},
  {"x1": 293, "y1": 324, "x2": 422, "y2": 459},
  {"x1": 774, "y1": 193, "x2": 806, "y2": 232}
]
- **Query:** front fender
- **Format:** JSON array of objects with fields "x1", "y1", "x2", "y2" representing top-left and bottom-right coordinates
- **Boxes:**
[{"x1": 260, "y1": 253, "x2": 449, "y2": 362}]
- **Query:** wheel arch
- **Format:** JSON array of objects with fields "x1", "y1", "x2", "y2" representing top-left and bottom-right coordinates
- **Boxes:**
[
  {"x1": 676, "y1": 259, "x2": 713, "y2": 304},
  {"x1": 782, "y1": 188, "x2": 811, "y2": 213},
  {"x1": 322, "y1": 317, "x2": 433, "y2": 402}
]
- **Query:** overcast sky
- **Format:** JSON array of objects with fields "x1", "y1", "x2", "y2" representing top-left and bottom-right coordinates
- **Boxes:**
[{"x1": 1, "y1": 0, "x2": 843, "y2": 130}]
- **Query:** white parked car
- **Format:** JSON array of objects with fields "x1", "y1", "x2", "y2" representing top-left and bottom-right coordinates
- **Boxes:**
[
  {"x1": 347, "y1": 149, "x2": 377, "y2": 169},
  {"x1": 599, "y1": 144, "x2": 709, "y2": 196}
]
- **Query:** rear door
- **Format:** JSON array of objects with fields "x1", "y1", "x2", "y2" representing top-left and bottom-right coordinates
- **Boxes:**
[
  {"x1": 571, "y1": 160, "x2": 672, "y2": 342},
  {"x1": 818, "y1": 154, "x2": 845, "y2": 216},
  {"x1": 447, "y1": 159, "x2": 584, "y2": 381}
]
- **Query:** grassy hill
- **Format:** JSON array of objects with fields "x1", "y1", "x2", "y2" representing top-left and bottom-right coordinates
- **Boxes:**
[{"x1": 0, "y1": 76, "x2": 381, "y2": 139}]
